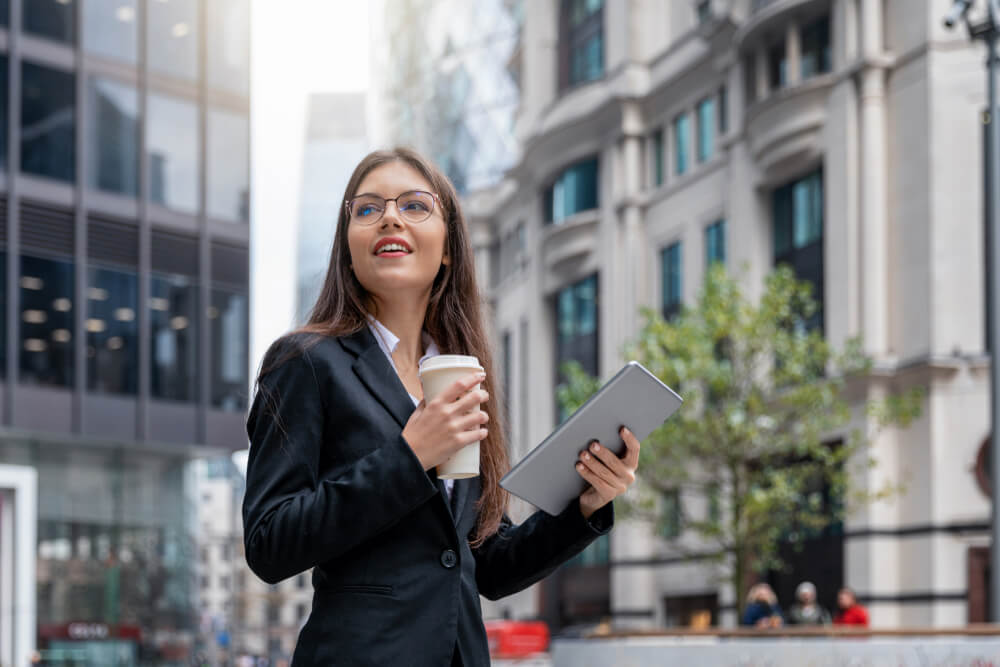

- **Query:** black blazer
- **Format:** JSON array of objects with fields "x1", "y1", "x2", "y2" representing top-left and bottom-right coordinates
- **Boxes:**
[{"x1": 242, "y1": 329, "x2": 613, "y2": 667}]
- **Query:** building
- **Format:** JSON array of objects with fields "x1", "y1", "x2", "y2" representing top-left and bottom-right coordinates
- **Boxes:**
[
  {"x1": 0, "y1": 0, "x2": 251, "y2": 664},
  {"x1": 375, "y1": 0, "x2": 523, "y2": 193},
  {"x1": 471, "y1": 0, "x2": 989, "y2": 629},
  {"x1": 295, "y1": 92, "x2": 369, "y2": 325}
]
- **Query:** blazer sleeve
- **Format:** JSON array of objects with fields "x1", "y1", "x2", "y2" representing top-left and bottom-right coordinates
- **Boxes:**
[
  {"x1": 242, "y1": 338, "x2": 438, "y2": 584},
  {"x1": 472, "y1": 497, "x2": 613, "y2": 601}
]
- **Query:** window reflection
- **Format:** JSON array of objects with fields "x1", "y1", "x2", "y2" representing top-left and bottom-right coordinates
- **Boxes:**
[
  {"x1": 210, "y1": 288, "x2": 248, "y2": 410},
  {"x1": 661, "y1": 242, "x2": 682, "y2": 320},
  {"x1": 83, "y1": 0, "x2": 138, "y2": 64},
  {"x1": 20, "y1": 255, "x2": 74, "y2": 387},
  {"x1": 207, "y1": 109, "x2": 249, "y2": 222},
  {"x1": 148, "y1": 93, "x2": 199, "y2": 214},
  {"x1": 0, "y1": 55, "x2": 7, "y2": 170},
  {"x1": 555, "y1": 274, "x2": 599, "y2": 423},
  {"x1": 207, "y1": 0, "x2": 250, "y2": 96},
  {"x1": 21, "y1": 63, "x2": 76, "y2": 183},
  {"x1": 87, "y1": 266, "x2": 138, "y2": 395},
  {"x1": 88, "y1": 76, "x2": 139, "y2": 197},
  {"x1": 24, "y1": 0, "x2": 75, "y2": 45},
  {"x1": 151, "y1": 273, "x2": 198, "y2": 401},
  {"x1": 147, "y1": 0, "x2": 199, "y2": 81}
]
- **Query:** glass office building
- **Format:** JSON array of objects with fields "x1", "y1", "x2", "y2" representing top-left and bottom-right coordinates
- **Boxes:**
[{"x1": 0, "y1": 1, "x2": 250, "y2": 663}]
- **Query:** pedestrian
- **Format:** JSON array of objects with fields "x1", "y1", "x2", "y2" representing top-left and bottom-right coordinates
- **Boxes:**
[
  {"x1": 833, "y1": 587, "x2": 870, "y2": 626},
  {"x1": 242, "y1": 148, "x2": 640, "y2": 666},
  {"x1": 788, "y1": 581, "x2": 831, "y2": 625},
  {"x1": 742, "y1": 583, "x2": 784, "y2": 628}
]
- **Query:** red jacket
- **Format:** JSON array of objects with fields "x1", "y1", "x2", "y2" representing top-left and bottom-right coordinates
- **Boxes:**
[{"x1": 834, "y1": 604, "x2": 869, "y2": 626}]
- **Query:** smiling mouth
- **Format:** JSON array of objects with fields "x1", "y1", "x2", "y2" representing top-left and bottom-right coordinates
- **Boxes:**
[{"x1": 375, "y1": 242, "x2": 412, "y2": 256}]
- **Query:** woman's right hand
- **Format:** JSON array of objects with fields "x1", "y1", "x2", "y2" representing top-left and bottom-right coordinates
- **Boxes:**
[{"x1": 402, "y1": 372, "x2": 489, "y2": 471}]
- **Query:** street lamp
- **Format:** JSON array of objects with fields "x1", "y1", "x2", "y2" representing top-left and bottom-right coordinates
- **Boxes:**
[{"x1": 943, "y1": 0, "x2": 1000, "y2": 623}]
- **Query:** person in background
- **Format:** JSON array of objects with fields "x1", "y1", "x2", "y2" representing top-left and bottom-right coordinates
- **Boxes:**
[
  {"x1": 788, "y1": 581, "x2": 831, "y2": 625},
  {"x1": 742, "y1": 583, "x2": 784, "y2": 628},
  {"x1": 833, "y1": 586, "x2": 870, "y2": 627}
]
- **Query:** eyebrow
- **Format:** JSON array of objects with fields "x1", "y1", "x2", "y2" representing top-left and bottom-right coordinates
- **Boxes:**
[{"x1": 351, "y1": 189, "x2": 429, "y2": 199}]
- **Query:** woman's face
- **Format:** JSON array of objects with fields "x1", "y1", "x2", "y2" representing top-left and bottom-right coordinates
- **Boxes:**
[{"x1": 347, "y1": 161, "x2": 448, "y2": 303}]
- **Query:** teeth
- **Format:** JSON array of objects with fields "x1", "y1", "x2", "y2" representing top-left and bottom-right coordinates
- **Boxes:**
[{"x1": 377, "y1": 243, "x2": 409, "y2": 254}]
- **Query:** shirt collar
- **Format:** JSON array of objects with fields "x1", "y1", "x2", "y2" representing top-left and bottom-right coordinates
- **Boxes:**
[{"x1": 367, "y1": 317, "x2": 440, "y2": 370}]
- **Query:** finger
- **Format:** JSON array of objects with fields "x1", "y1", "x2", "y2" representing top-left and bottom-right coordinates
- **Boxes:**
[
  {"x1": 456, "y1": 409, "x2": 489, "y2": 432},
  {"x1": 619, "y1": 426, "x2": 641, "y2": 468},
  {"x1": 449, "y1": 388, "x2": 489, "y2": 415},
  {"x1": 456, "y1": 427, "x2": 487, "y2": 446},
  {"x1": 443, "y1": 373, "x2": 487, "y2": 402},
  {"x1": 575, "y1": 460, "x2": 616, "y2": 498},
  {"x1": 578, "y1": 449, "x2": 624, "y2": 494},
  {"x1": 586, "y1": 440, "x2": 634, "y2": 482}
]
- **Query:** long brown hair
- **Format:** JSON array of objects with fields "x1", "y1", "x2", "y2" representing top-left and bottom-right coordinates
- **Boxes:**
[{"x1": 258, "y1": 147, "x2": 509, "y2": 546}]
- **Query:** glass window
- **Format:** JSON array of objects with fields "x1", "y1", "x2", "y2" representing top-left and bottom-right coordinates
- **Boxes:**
[
  {"x1": 773, "y1": 169, "x2": 824, "y2": 332},
  {"x1": 651, "y1": 128, "x2": 664, "y2": 187},
  {"x1": 83, "y1": 0, "x2": 138, "y2": 64},
  {"x1": 20, "y1": 255, "x2": 74, "y2": 387},
  {"x1": 555, "y1": 274, "x2": 599, "y2": 421},
  {"x1": 210, "y1": 288, "x2": 248, "y2": 410},
  {"x1": 545, "y1": 157, "x2": 598, "y2": 224},
  {"x1": 697, "y1": 0, "x2": 711, "y2": 24},
  {"x1": 208, "y1": 109, "x2": 249, "y2": 222},
  {"x1": 21, "y1": 63, "x2": 75, "y2": 183},
  {"x1": 566, "y1": 533, "x2": 609, "y2": 566},
  {"x1": 0, "y1": 0, "x2": 7, "y2": 26},
  {"x1": 768, "y1": 41, "x2": 787, "y2": 90},
  {"x1": 0, "y1": 254, "x2": 5, "y2": 378},
  {"x1": 562, "y1": 0, "x2": 604, "y2": 89},
  {"x1": 661, "y1": 241, "x2": 682, "y2": 319},
  {"x1": 151, "y1": 273, "x2": 198, "y2": 401},
  {"x1": 148, "y1": 93, "x2": 200, "y2": 214},
  {"x1": 24, "y1": 0, "x2": 75, "y2": 44},
  {"x1": 705, "y1": 219, "x2": 726, "y2": 267},
  {"x1": 660, "y1": 489, "x2": 682, "y2": 539},
  {"x1": 801, "y1": 15, "x2": 832, "y2": 79},
  {"x1": 0, "y1": 55, "x2": 7, "y2": 170},
  {"x1": 707, "y1": 483, "x2": 721, "y2": 524},
  {"x1": 674, "y1": 114, "x2": 690, "y2": 176},
  {"x1": 87, "y1": 76, "x2": 139, "y2": 197},
  {"x1": 718, "y1": 85, "x2": 728, "y2": 135},
  {"x1": 208, "y1": 0, "x2": 250, "y2": 96},
  {"x1": 697, "y1": 97, "x2": 715, "y2": 163},
  {"x1": 87, "y1": 266, "x2": 138, "y2": 395},
  {"x1": 148, "y1": 0, "x2": 199, "y2": 81}
]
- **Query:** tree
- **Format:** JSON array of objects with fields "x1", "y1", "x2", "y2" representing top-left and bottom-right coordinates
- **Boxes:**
[{"x1": 557, "y1": 264, "x2": 922, "y2": 615}]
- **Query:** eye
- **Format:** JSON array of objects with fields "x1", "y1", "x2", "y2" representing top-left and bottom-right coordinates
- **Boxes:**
[
  {"x1": 402, "y1": 200, "x2": 430, "y2": 212},
  {"x1": 356, "y1": 203, "x2": 381, "y2": 217}
]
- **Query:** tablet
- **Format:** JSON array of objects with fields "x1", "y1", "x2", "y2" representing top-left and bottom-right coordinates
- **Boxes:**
[{"x1": 500, "y1": 361, "x2": 683, "y2": 516}]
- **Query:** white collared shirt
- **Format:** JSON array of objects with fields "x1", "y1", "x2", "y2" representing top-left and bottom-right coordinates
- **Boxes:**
[{"x1": 367, "y1": 318, "x2": 453, "y2": 496}]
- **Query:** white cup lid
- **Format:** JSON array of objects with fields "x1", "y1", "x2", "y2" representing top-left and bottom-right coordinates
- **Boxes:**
[{"x1": 419, "y1": 354, "x2": 483, "y2": 375}]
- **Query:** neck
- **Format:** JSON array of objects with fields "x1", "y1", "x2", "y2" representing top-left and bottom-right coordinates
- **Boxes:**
[{"x1": 370, "y1": 290, "x2": 431, "y2": 365}]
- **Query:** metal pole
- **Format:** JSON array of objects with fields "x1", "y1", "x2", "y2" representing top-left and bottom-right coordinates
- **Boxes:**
[{"x1": 988, "y1": 0, "x2": 1000, "y2": 624}]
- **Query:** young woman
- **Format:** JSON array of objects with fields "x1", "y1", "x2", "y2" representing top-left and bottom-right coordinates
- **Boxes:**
[{"x1": 242, "y1": 148, "x2": 641, "y2": 666}]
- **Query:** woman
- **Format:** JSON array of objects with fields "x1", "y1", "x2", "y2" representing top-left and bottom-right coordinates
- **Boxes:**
[
  {"x1": 242, "y1": 148, "x2": 640, "y2": 666},
  {"x1": 742, "y1": 583, "x2": 784, "y2": 628}
]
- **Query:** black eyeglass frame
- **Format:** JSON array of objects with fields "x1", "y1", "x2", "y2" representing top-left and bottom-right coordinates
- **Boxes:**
[{"x1": 344, "y1": 190, "x2": 443, "y2": 226}]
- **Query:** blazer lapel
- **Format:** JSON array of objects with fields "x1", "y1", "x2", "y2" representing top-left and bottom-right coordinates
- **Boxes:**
[
  {"x1": 451, "y1": 478, "x2": 470, "y2": 526},
  {"x1": 339, "y1": 329, "x2": 415, "y2": 430}
]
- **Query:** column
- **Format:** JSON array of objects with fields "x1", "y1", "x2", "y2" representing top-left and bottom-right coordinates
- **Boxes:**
[
  {"x1": 786, "y1": 21, "x2": 801, "y2": 86},
  {"x1": 859, "y1": 0, "x2": 889, "y2": 356}
]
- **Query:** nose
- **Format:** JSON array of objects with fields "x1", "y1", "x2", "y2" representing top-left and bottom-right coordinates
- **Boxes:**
[{"x1": 380, "y1": 199, "x2": 404, "y2": 228}]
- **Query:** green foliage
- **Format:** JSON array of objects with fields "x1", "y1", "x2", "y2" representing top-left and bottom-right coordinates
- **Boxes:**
[{"x1": 557, "y1": 264, "x2": 923, "y2": 605}]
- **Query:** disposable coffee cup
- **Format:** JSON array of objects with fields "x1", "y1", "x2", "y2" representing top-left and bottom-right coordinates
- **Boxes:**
[{"x1": 419, "y1": 354, "x2": 484, "y2": 480}]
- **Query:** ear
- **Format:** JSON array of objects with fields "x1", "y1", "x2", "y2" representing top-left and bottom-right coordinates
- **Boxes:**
[{"x1": 442, "y1": 255, "x2": 450, "y2": 266}]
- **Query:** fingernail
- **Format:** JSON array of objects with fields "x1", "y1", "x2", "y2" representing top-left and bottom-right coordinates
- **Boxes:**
[
  {"x1": 576, "y1": 463, "x2": 584, "y2": 470},
  {"x1": 590, "y1": 442, "x2": 600, "y2": 452},
  {"x1": 582, "y1": 453, "x2": 590, "y2": 461}
]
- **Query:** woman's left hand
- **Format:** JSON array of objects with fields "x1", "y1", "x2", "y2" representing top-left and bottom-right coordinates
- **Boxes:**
[{"x1": 575, "y1": 426, "x2": 640, "y2": 519}]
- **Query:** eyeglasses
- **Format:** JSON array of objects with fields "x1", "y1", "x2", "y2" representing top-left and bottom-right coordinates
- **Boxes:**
[{"x1": 345, "y1": 190, "x2": 441, "y2": 226}]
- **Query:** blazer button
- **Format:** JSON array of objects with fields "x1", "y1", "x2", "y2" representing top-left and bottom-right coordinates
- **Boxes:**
[{"x1": 440, "y1": 549, "x2": 458, "y2": 569}]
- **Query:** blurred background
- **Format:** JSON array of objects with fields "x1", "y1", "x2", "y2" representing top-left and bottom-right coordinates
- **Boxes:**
[{"x1": 0, "y1": 0, "x2": 993, "y2": 665}]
